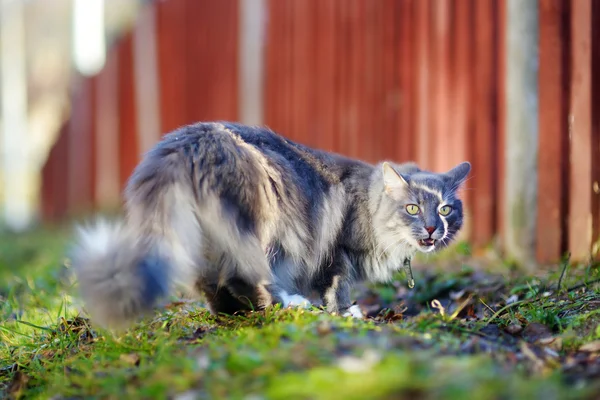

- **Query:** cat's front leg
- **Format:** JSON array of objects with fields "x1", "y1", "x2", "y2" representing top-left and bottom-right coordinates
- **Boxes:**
[{"x1": 317, "y1": 250, "x2": 364, "y2": 319}]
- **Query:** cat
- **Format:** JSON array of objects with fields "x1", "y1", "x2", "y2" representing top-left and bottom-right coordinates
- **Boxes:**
[{"x1": 71, "y1": 121, "x2": 471, "y2": 328}]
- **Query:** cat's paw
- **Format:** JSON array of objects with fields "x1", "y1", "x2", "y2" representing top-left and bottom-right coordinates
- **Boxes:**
[
  {"x1": 279, "y1": 291, "x2": 312, "y2": 309},
  {"x1": 342, "y1": 305, "x2": 364, "y2": 319}
]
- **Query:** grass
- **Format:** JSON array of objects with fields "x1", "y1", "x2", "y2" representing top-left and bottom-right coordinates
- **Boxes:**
[{"x1": 1, "y1": 225, "x2": 600, "y2": 399}]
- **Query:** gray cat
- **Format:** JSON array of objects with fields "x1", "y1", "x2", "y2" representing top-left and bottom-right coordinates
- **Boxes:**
[{"x1": 71, "y1": 121, "x2": 471, "y2": 328}]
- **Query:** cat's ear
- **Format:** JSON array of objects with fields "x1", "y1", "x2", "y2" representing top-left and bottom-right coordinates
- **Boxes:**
[
  {"x1": 382, "y1": 162, "x2": 409, "y2": 198},
  {"x1": 445, "y1": 162, "x2": 471, "y2": 187}
]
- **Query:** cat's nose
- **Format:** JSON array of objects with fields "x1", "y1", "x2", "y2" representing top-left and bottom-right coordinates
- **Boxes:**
[{"x1": 425, "y1": 226, "x2": 436, "y2": 235}]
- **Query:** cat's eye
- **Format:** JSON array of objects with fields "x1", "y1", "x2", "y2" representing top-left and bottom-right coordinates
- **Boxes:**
[
  {"x1": 439, "y1": 205, "x2": 452, "y2": 216},
  {"x1": 406, "y1": 204, "x2": 420, "y2": 215}
]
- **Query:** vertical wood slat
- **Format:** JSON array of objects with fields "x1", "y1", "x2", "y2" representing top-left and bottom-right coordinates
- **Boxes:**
[
  {"x1": 381, "y1": 0, "x2": 398, "y2": 161},
  {"x1": 568, "y1": 0, "x2": 593, "y2": 260},
  {"x1": 156, "y1": 0, "x2": 188, "y2": 134},
  {"x1": 470, "y1": 0, "x2": 499, "y2": 248},
  {"x1": 67, "y1": 75, "x2": 95, "y2": 215},
  {"x1": 430, "y1": 0, "x2": 452, "y2": 173},
  {"x1": 347, "y1": 0, "x2": 364, "y2": 159},
  {"x1": 282, "y1": 0, "x2": 294, "y2": 137},
  {"x1": 40, "y1": 123, "x2": 70, "y2": 222},
  {"x1": 495, "y1": 0, "x2": 507, "y2": 249},
  {"x1": 94, "y1": 42, "x2": 121, "y2": 208},
  {"x1": 290, "y1": 0, "x2": 313, "y2": 146},
  {"x1": 591, "y1": 0, "x2": 600, "y2": 256},
  {"x1": 264, "y1": 0, "x2": 283, "y2": 134},
  {"x1": 185, "y1": 0, "x2": 238, "y2": 123},
  {"x1": 537, "y1": 0, "x2": 571, "y2": 263},
  {"x1": 336, "y1": 0, "x2": 349, "y2": 155},
  {"x1": 313, "y1": 0, "x2": 337, "y2": 152},
  {"x1": 397, "y1": 0, "x2": 414, "y2": 162},
  {"x1": 117, "y1": 32, "x2": 139, "y2": 190},
  {"x1": 451, "y1": 0, "x2": 474, "y2": 217},
  {"x1": 414, "y1": 0, "x2": 431, "y2": 169}
]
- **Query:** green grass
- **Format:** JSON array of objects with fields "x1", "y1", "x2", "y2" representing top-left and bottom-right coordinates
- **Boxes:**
[{"x1": 1, "y1": 227, "x2": 600, "y2": 399}]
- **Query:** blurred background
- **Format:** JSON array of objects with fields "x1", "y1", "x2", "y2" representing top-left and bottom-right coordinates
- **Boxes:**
[{"x1": 0, "y1": 0, "x2": 597, "y2": 267}]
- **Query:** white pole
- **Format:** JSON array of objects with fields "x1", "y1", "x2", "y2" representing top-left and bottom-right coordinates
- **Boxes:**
[
  {"x1": 1, "y1": 0, "x2": 32, "y2": 231},
  {"x1": 504, "y1": 0, "x2": 539, "y2": 266},
  {"x1": 239, "y1": 0, "x2": 265, "y2": 125}
]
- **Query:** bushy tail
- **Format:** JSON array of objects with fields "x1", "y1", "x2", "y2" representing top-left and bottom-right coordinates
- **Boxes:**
[
  {"x1": 70, "y1": 220, "x2": 172, "y2": 329},
  {"x1": 71, "y1": 175, "x2": 203, "y2": 330}
]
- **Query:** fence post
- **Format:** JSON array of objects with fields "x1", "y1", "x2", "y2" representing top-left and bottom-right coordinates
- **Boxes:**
[
  {"x1": 568, "y1": 0, "x2": 594, "y2": 261},
  {"x1": 503, "y1": 0, "x2": 539, "y2": 267},
  {"x1": 536, "y1": 0, "x2": 570, "y2": 264}
]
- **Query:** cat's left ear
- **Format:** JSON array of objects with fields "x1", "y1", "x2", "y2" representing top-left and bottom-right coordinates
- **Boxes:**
[
  {"x1": 445, "y1": 162, "x2": 471, "y2": 187},
  {"x1": 382, "y1": 162, "x2": 409, "y2": 199}
]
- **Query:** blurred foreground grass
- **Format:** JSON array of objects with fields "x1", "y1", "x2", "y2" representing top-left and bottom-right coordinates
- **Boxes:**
[{"x1": 1, "y1": 225, "x2": 599, "y2": 399}]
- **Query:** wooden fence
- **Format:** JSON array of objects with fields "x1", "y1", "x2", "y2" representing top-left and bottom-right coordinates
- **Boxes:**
[{"x1": 40, "y1": 0, "x2": 600, "y2": 265}]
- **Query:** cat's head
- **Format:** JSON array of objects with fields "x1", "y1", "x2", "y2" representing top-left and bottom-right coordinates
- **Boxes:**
[{"x1": 374, "y1": 161, "x2": 471, "y2": 254}]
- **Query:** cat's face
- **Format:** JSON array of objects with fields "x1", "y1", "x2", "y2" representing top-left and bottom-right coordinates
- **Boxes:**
[{"x1": 378, "y1": 161, "x2": 471, "y2": 253}]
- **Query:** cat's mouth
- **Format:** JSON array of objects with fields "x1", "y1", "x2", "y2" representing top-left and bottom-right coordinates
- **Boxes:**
[{"x1": 418, "y1": 238, "x2": 436, "y2": 247}]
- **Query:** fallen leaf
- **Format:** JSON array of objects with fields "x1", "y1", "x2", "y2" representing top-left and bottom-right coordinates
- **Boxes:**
[
  {"x1": 579, "y1": 340, "x2": 600, "y2": 353},
  {"x1": 538, "y1": 336, "x2": 563, "y2": 351},
  {"x1": 505, "y1": 323, "x2": 523, "y2": 335},
  {"x1": 119, "y1": 353, "x2": 141, "y2": 366}
]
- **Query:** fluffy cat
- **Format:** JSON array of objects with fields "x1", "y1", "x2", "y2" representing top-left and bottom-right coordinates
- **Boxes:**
[{"x1": 71, "y1": 121, "x2": 471, "y2": 328}]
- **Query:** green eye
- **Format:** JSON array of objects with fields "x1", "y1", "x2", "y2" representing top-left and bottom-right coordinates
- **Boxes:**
[
  {"x1": 439, "y1": 205, "x2": 452, "y2": 216},
  {"x1": 406, "y1": 204, "x2": 420, "y2": 215}
]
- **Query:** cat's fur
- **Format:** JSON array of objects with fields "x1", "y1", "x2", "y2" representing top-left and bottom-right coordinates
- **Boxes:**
[{"x1": 71, "y1": 121, "x2": 471, "y2": 328}]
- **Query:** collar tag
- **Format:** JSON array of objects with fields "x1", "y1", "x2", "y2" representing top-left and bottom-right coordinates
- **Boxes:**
[{"x1": 402, "y1": 258, "x2": 415, "y2": 289}]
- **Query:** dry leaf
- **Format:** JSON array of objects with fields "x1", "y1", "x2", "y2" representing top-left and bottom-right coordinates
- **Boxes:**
[
  {"x1": 538, "y1": 336, "x2": 563, "y2": 351},
  {"x1": 119, "y1": 353, "x2": 141, "y2": 366},
  {"x1": 579, "y1": 340, "x2": 600, "y2": 353},
  {"x1": 505, "y1": 323, "x2": 523, "y2": 335}
]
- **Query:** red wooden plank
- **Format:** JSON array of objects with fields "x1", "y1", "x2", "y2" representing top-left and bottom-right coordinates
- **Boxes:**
[
  {"x1": 431, "y1": 0, "x2": 452, "y2": 172},
  {"x1": 470, "y1": 0, "x2": 499, "y2": 247},
  {"x1": 156, "y1": 0, "x2": 188, "y2": 133},
  {"x1": 568, "y1": 0, "x2": 593, "y2": 260},
  {"x1": 290, "y1": 0, "x2": 314, "y2": 146},
  {"x1": 336, "y1": 0, "x2": 350, "y2": 155},
  {"x1": 67, "y1": 75, "x2": 95, "y2": 214},
  {"x1": 264, "y1": 0, "x2": 284, "y2": 133},
  {"x1": 185, "y1": 0, "x2": 209, "y2": 122},
  {"x1": 450, "y1": 0, "x2": 474, "y2": 199},
  {"x1": 537, "y1": 0, "x2": 570, "y2": 263},
  {"x1": 117, "y1": 33, "x2": 139, "y2": 190},
  {"x1": 94, "y1": 47, "x2": 120, "y2": 209},
  {"x1": 495, "y1": 0, "x2": 507, "y2": 248},
  {"x1": 360, "y1": 0, "x2": 380, "y2": 162},
  {"x1": 281, "y1": 0, "x2": 294, "y2": 137},
  {"x1": 414, "y1": 0, "x2": 431, "y2": 169},
  {"x1": 313, "y1": 0, "x2": 338, "y2": 152},
  {"x1": 345, "y1": 0, "x2": 364, "y2": 159},
  {"x1": 397, "y1": 0, "x2": 415, "y2": 163},
  {"x1": 381, "y1": 0, "x2": 398, "y2": 161},
  {"x1": 185, "y1": 0, "x2": 238, "y2": 123},
  {"x1": 591, "y1": 0, "x2": 600, "y2": 256},
  {"x1": 41, "y1": 122, "x2": 69, "y2": 222}
]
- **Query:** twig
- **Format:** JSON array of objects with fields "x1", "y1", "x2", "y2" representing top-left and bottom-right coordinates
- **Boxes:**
[{"x1": 556, "y1": 252, "x2": 571, "y2": 292}]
